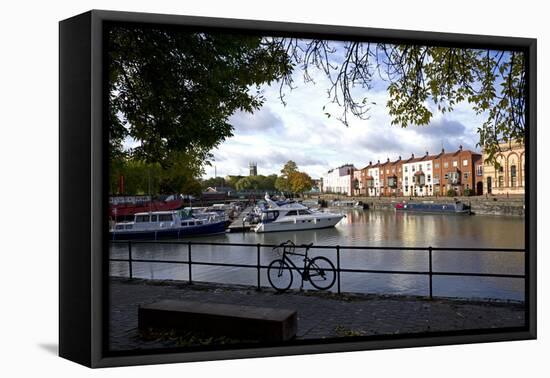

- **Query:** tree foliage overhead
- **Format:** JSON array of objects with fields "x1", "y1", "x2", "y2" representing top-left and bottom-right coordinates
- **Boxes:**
[
  {"x1": 275, "y1": 39, "x2": 526, "y2": 163},
  {"x1": 108, "y1": 26, "x2": 527, "y2": 175},
  {"x1": 108, "y1": 26, "x2": 292, "y2": 165}
]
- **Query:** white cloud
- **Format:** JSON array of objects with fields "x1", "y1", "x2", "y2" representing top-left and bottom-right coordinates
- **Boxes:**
[{"x1": 207, "y1": 43, "x2": 486, "y2": 179}]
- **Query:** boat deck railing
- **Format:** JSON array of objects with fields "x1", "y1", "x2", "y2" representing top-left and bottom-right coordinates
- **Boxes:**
[{"x1": 109, "y1": 240, "x2": 526, "y2": 300}]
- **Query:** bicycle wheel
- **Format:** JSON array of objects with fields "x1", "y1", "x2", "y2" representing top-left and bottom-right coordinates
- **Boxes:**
[
  {"x1": 267, "y1": 259, "x2": 293, "y2": 292},
  {"x1": 307, "y1": 256, "x2": 336, "y2": 290}
]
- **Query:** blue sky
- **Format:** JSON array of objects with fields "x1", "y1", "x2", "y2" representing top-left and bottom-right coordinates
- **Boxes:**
[{"x1": 207, "y1": 41, "x2": 486, "y2": 179}]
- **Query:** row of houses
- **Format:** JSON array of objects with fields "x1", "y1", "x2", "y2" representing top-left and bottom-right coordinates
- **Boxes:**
[{"x1": 321, "y1": 143, "x2": 525, "y2": 197}]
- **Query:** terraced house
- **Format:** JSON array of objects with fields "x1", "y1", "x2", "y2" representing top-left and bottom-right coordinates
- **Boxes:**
[
  {"x1": 431, "y1": 146, "x2": 482, "y2": 196},
  {"x1": 323, "y1": 146, "x2": 486, "y2": 197},
  {"x1": 402, "y1": 152, "x2": 434, "y2": 197},
  {"x1": 361, "y1": 160, "x2": 381, "y2": 197}
]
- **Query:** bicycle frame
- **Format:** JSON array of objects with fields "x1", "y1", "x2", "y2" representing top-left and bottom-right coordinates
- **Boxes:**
[{"x1": 277, "y1": 242, "x2": 313, "y2": 283}]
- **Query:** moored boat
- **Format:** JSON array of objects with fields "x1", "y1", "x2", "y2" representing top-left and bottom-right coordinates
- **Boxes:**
[
  {"x1": 395, "y1": 201, "x2": 471, "y2": 214},
  {"x1": 253, "y1": 194, "x2": 344, "y2": 233},
  {"x1": 109, "y1": 209, "x2": 226, "y2": 240}
]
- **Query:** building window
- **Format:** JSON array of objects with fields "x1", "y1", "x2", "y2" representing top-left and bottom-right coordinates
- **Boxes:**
[
  {"x1": 435, "y1": 162, "x2": 440, "y2": 169},
  {"x1": 412, "y1": 165, "x2": 415, "y2": 172},
  {"x1": 511, "y1": 165, "x2": 517, "y2": 187},
  {"x1": 453, "y1": 161, "x2": 458, "y2": 167},
  {"x1": 427, "y1": 163, "x2": 431, "y2": 170},
  {"x1": 444, "y1": 173, "x2": 449, "y2": 180},
  {"x1": 463, "y1": 159, "x2": 468, "y2": 166},
  {"x1": 498, "y1": 176, "x2": 504, "y2": 187},
  {"x1": 444, "y1": 162, "x2": 449, "y2": 168},
  {"x1": 404, "y1": 166, "x2": 408, "y2": 172},
  {"x1": 464, "y1": 172, "x2": 469, "y2": 179},
  {"x1": 427, "y1": 174, "x2": 431, "y2": 183},
  {"x1": 476, "y1": 165, "x2": 483, "y2": 176}
]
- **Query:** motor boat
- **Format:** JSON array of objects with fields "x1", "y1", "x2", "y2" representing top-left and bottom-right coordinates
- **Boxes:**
[
  {"x1": 253, "y1": 194, "x2": 344, "y2": 233},
  {"x1": 109, "y1": 209, "x2": 226, "y2": 240}
]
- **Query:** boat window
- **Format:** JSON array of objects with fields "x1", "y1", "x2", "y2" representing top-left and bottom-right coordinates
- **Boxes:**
[
  {"x1": 115, "y1": 224, "x2": 124, "y2": 230},
  {"x1": 159, "y1": 214, "x2": 173, "y2": 222},
  {"x1": 181, "y1": 222, "x2": 188, "y2": 226},
  {"x1": 188, "y1": 221, "x2": 195, "y2": 226},
  {"x1": 297, "y1": 210, "x2": 311, "y2": 215},
  {"x1": 150, "y1": 215, "x2": 158, "y2": 222},
  {"x1": 124, "y1": 224, "x2": 133, "y2": 229},
  {"x1": 196, "y1": 221, "x2": 203, "y2": 225},
  {"x1": 286, "y1": 210, "x2": 298, "y2": 216},
  {"x1": 135, "y1": 215, "x2": 149, "y2": 222}
]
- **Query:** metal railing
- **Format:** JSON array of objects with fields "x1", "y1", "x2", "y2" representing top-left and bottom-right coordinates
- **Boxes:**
[{"x1": 109, "y1": 240, "x2": 525, "y2": 300}]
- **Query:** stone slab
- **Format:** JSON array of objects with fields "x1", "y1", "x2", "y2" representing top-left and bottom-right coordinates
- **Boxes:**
[{"x1": 138, "y1": 299, "x2": 297, "y2": 342}]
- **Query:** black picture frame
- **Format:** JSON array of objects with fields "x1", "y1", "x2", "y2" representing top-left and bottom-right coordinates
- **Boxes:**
[{"x1": 59, "y1": 9, "x2": 537, "y2": 368}]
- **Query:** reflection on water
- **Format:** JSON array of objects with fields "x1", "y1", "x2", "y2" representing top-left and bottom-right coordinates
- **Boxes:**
[{"x1": 110, "y1": 209, "x2": 525, "y2": 300}]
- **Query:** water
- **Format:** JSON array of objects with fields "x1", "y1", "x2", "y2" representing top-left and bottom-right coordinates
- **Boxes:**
[{"x1": 109, "y1": 209, "x2": 525, "y2": 301}]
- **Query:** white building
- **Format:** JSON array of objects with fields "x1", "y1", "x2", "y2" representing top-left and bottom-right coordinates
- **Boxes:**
[
  {"x1": 363, "y1": 161, "x2": 381, "y2": 196},
  {"x1": 402, "y1": 153, "x2": 434, "y2": 196},
  {"x1": 322, "y1": 164, "x2": 355, "y2": 196}
]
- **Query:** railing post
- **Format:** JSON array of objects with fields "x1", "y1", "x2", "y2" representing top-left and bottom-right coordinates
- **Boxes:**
[
  {"x1": 336, "y1": 245, "x2": 341, "y2": 295},
  {"x1": 128, "y1": 240, "x2": 133, "y2": 279},
  {"x1": 188, "y1": 241, "x2": 193, "y2": 285},
  {"x1": 428, "y1": 246, "x2": 433, "y2": 299},
  {"x1": 256, "y1": 243, "x2": 261, "y2": 291}
]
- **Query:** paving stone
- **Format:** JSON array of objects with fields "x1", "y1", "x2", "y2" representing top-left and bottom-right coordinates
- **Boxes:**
[{"x1": 108, "y1": 277, "x2": 525, "y2": 352}]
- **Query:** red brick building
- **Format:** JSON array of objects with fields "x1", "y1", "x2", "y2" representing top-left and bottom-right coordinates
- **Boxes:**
[{"x1": 431, "y1": 146, "x2": 482, "y2": 196}]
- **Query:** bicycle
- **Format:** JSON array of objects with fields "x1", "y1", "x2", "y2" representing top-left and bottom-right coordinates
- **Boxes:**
[{"x1": 267, "y1": 240, "x2": 336, "y2": 292}]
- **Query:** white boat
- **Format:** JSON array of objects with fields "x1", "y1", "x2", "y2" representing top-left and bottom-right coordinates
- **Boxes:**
[{"x1": 253, "y1": 194, "x2": 344, "y2": 233}]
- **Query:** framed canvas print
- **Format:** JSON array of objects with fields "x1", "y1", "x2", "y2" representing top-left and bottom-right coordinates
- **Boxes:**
[{"x1": 59, "y1": 10, "x2": 537, "y2": 368}]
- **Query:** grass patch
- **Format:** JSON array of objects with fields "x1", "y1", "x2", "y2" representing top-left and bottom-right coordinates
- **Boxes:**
[{"x1": 334, "y1": 325, "x2": 366, "y2": 337}]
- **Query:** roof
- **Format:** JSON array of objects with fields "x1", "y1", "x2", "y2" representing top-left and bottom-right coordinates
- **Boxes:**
[{"x1": 134, "y1": 211, "x2": 176, "y2": 216}]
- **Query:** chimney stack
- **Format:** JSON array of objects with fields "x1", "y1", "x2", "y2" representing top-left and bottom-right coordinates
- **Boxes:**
[{"x1": 459, "y1": 145, "x2": 463, "y2": 151}]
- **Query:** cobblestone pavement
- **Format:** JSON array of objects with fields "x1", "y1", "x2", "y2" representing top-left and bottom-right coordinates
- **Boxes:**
[{"x1": 109, "y1": 277, "x2": 525, "y2": 351}]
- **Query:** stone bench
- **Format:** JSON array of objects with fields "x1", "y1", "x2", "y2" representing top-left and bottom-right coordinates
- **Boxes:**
[{"x1": 138, "y1": 300, "x2": 297, "y2": 342}]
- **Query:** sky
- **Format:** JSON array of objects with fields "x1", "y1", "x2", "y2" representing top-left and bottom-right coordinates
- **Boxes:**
[{"x1": 206, "y1": 41, "x2": 486, "y2": 179}]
